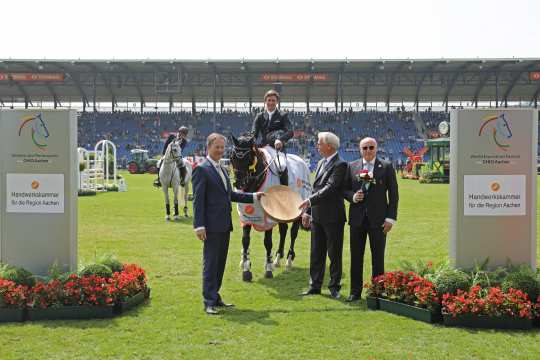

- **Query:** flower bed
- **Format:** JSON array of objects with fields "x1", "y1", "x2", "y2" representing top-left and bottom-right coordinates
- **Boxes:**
[
  {"x1": 0, "y1": 262, "x2": 149, "y2": 322},
  {"x1": 364, "y1": 262, "x2": 540, "y2": 328},
  {"x1": 442, "y1": 286, "x2": 535, "y2": 329}
]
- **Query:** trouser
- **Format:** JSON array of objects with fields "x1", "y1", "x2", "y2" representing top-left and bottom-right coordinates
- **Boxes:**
[
  {"x1": 349, "y1": 217, "x2": 386, "y2": 296},
  {"x1": 202, "y1": 231, "x2": 230, "y2": 307},
  {"x1": 309, "y1": 221, "x2": 344, "y2": 292}
]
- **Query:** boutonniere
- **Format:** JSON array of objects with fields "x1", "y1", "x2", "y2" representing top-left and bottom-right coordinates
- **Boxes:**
[{"x1": 355, "y1": 169, "x2": 376, "y2": 186}]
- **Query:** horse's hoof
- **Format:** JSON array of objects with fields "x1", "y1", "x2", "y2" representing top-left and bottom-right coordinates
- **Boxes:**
[
  {"x1": 286, "y1": 256, "x2": 293, "y2": 270},
  {"x1": 173, "y1": 215, "x2": 180, "y2": 221},
  {"x1": 165, "y1": 215, "x2": 171, "y2": 221},
  {"x1": 264, "y1": 271, "x2": 273, "y2": 279},
  {"x1": 242, "y1": 271, "x2": 252, "y2": 282}
]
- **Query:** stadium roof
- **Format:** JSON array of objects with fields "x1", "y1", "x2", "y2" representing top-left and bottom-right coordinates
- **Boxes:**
[{"x1": 1, "y1": 58, "x2": 540, "y2": 110}]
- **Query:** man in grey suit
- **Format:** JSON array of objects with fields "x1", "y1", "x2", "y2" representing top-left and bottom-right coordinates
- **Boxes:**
[
  {"x1": 342, "y1": 137, "x2": 399, "y2": 302},
  {"x1": 298, "y1": 132, "x2": 347, "y2": 299},
  {"x1": 192, "y1": 133, "x2": 264, "y2": 315}
]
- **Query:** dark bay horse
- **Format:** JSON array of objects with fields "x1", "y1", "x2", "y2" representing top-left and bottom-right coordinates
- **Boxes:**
[{"x1": 230, "y1": 134, "x2": 302, "y2": 282}]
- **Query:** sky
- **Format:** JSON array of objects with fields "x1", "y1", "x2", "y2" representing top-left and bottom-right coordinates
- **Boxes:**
[{"x1": 1, "y1": 0, "x2": 538, "y2": 60}]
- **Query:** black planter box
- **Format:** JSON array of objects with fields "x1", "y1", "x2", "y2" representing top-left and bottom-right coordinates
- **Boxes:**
[
  {"x1": 443, "y1": 313, "x2": 533, "y2": 330},
  {"x1": 366, "y1": 296, "x2": 379, "y2": 310},
  {"x1": 115, "y1": 291, "x2": 146, "y2": 314},
  {"x1": 27, "y1": 305, "x2": 115, "y2": 321},
  {"x1": 378, "y1": 298, "x2": 442, "y2": 323},
  {"x1": 0, "y1": 308, "x2": 25, "y2": 323}
]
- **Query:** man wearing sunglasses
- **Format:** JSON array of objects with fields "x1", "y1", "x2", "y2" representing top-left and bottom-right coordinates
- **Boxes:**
[{"x1": 342, "y1": 137, "x2": 399, "y2": 302}]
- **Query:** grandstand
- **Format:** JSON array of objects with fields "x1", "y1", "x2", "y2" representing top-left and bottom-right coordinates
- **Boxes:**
[
  {"x1": 77, "y1": 109, "x2": 429, "y2": 171},
  {"x1": 2, "y1": 58, "x2": 540, "y2": 169}
]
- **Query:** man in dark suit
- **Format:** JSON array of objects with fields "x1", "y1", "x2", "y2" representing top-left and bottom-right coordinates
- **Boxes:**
[
  {"x1": 298, "y1": 132, "x2": 347, "y2": 299},
  {"x1": 192, "y1": 133, "x2": 264, "y2": 315},
  {"x1": 251, "y1": 89, "x2": 293, "y2": 185},
  {"x1": 343, "y1": 137, "x2": 399, "y2": 302}
]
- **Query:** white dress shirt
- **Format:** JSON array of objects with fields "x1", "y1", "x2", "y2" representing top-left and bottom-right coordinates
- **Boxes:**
[
  {"x1": 206, "y1": 156, "x2": 228, "y2": 189},
  {"x1": 316, "y1": 151, "x2": 338, "y2": 177}
]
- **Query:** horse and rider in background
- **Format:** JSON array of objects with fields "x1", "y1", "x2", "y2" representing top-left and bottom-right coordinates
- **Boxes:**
[{"x1": 156, "y1": 126, "x2": 192, "y2": 220}]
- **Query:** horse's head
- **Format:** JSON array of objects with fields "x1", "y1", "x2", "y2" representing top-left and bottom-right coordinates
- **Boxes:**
[
  {"x1": 167, "y1": 139, "x2": 182, "y2": 162},
  {"x1": 230, "y1": 133, "x2": 258, "y2": 190},
  {"x1": 496, "y1": 113, "x2": 512, "y2": 139},
  {"x1": 35, "y1": 113, "x2": 50, "y2": 139}
]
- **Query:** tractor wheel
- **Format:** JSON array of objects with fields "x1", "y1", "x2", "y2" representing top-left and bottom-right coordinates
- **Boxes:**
[
  {"x1": 147, "y1": 165, "x2": 158, "y2": 174},
  {"x1": 127, "y1": 162, "x2": 139, "y2": 174}
]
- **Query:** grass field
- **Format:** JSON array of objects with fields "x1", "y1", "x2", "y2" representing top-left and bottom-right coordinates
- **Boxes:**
[{"x1": 1, "y1": 172, "x2": 539, "y2": 359}]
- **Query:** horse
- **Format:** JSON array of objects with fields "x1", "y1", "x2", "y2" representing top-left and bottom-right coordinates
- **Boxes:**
[
  {"x1": 230, "y1": 134, "x2": 311, "y2": 282},
  {"x1": 159, "y1": 139, "x2": 192, "y2": 220}
]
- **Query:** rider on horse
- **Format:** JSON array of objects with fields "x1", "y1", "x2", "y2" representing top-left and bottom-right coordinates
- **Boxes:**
[
  {"x1": 251, "y1": 89, "x2": 293, "y2": 186},
  {"x1": 154, "y1": 126, "x2": 189, "y2": 187}
]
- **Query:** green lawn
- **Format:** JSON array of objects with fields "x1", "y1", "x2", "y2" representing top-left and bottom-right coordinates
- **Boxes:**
[{"x1": 0, "y1": 172, "x2": 539, "y2": 359}]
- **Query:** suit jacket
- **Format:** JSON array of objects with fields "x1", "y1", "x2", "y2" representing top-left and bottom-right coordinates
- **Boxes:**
[
  {"x1": 192, "y1": 159, "x2": 253, "y2": 232},
  {"x1": 308, "y1": 154, "x2": 347, "y2": 224},
  {"x1": 252, "y1": 110, "x2": 293, "y2": 147},
  {"x1": 343, "y1": 158, "x2": 399, "y2": 227}
]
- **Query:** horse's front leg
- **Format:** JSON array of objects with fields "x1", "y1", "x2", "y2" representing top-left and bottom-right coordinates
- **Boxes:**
[
  {"x1": 183, "y1": 181, "x2": 189, "y2": 218},
  {"x1": 240, "y1": 225, "x2": 253, "y2": 282},
  {"x1": 173, "y1": 182, "x2": 180, "y2": 221},
  {"x1": 163, "y1": 187, "x2": 171, "y2": 221}
]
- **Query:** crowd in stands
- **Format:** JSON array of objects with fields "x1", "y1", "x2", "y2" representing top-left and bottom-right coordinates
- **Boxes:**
[{"x1": 78, "y1": 109, "x2": 446, "y2": 171}]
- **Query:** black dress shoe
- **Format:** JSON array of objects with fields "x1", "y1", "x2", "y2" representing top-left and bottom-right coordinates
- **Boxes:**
[
  {"x1": 329, "y1": 289, "x2": 341, "y2": 299},
  {"x1": 216, "y1": 300, "x2": 235, "y2": 308},
  {"x1": 300, "y1": 288, "x2": 321, "y2": 296},
  {"x1": 346, "y1": 294, "x2": 361, "y2": 302},
  {"x1": 204, "y1": 306, "x2": 219, "y2": 315}
]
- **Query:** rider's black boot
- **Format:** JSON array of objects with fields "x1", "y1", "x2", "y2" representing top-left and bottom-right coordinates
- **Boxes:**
[
  {"x1": 179, "y1": 166, "x2": 187, "y2": 187},
  {"x1": 279, "y1": 167, "x2": 289, "y2": 186},
  {"x1": 153, "y1": 166, "x2": 161, "y2": 187}
]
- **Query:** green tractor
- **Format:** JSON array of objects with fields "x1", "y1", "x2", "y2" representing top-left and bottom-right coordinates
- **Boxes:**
[
  {"x1": 419, "y1": 138, "x2": 450, "y2": 183},
  {"x1": 127, "y1": 149, "x2": 159, "y2": 174}
]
